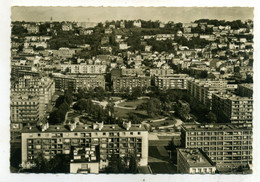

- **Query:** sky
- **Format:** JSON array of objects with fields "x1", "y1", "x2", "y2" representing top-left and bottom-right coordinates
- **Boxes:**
[{"x1": 11, "y1": 7, "x2": 254, "y2": 23}]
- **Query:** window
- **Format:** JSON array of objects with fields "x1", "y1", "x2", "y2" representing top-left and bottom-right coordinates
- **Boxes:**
[
  {"x1": 130, "y1": 132, "x2": 133, "y2": 135},
  {"x1": 74, "y1": 133, "x2": 78, "y2": 136},
  {"x1": 38, "y1": 133, "x2": 41, "y2": 137}
]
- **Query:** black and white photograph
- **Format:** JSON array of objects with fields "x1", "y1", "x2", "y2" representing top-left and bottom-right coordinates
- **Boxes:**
[{"x1": 6, "y1": 5, "x2": 257, "y2": 177}]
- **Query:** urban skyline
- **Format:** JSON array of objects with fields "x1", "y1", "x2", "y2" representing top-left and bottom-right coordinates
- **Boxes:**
[{"x1": 12, "y1": 7, "x2": 254, "y2": 23}]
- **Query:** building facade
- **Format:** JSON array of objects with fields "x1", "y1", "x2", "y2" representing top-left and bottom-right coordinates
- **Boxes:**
[
  {"x1": 155, "y1": 74, "x2": 192, "y2": 90},
  {"x1": 10, "y1": 95, "x2": 45, "y2": 124},
  {"x1": 238, "y1": 84, "x2": 253, "y2": 97},
  {"x1": 212, "y1": 92, "x2": 253, "y2": 125},
  {"x1": 112, "y1": 76, "x2": 151, "y2": 92},
  {"x1": 53, "y1": 74, "x2": 105, "y2": 92},
  {"x1": 181, "y1": 123, "x2": 252, "y2": 170},
  {"x1": 21, "y1": 122, "x2": 148, "y2": 172},
  {"x1": 61, "y1": 63, "x2": 107, "y2": 74},
  {"x1": 187, "y1": 79, "x2": 230, "y2": 108}
]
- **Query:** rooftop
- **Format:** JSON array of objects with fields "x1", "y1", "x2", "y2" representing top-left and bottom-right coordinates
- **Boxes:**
[
  {"x1": 213, "y1": 92, "x2": 253, "y2": 100},
  {"x1": 182, "y1": 123, "x2": 252, "y2": 131},
  {"x1": 239, "y1": 83, "x2": 253, "y2": 90},
  {"x1": 22, "y1": 123, "x2": 147, "y2": 133},
  {"x1": 178, "y1": 148, "x2": 215, "y2": 167}
]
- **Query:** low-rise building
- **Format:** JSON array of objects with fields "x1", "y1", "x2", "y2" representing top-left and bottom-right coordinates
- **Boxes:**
[
  {"x1": 53, "y1": 48, "x2": 76, "y2": 59},
  {"x1": 177, "y1": 148, "x2": 216, "y2": 174}
]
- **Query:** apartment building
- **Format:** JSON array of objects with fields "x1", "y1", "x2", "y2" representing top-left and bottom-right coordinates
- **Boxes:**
[
  {"x1": 150, "y1": 68, "x2": 174, "y2": 76},
  {"x1": 61, "y1": 63, "x2": 107, "y2": 74},
  {"x1": 53, "y1": 73, "x2": 105, "y2": 92},
  {"x1": 212, "y1": 92, "x2": 253, "y2": 125},
  {"x1": 21, "y1": 122, "x2": 148, "y2": 172},
  {"x1": 238, "y1": 84, "x2": 253, "y2": 97},
  {"x1": 187, "y1": 79, "x2": 229, "y2": 108},
  {"x1": 181, "y1": 123, "x2": 252, "y2": 170},
  {"x1": 11, "y1": 76, "x2": 55, "y2": 105},
  {"x1": 112, "y1": 76, "x2": 151, "y2": 92},
  {"x1": 155, "y1": 74, "x2": 192, "y2": 90},
  {"x1": 177, "y1": 148, "x2": 216, "y2": 174},
  {"x1": 10, "y1": 94, "x2": 45, "y2": 124}
]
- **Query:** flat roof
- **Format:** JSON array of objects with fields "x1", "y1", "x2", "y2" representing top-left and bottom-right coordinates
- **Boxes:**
[
  {"x1": 22, "y1": 123, "x2": 147, "y2": 133},
  {"x1": 213, "y1": 92, "x2": 253, "y2": 100},
  {"x1": 239, "y1": 83, "x2": 253, "y2": 90},
  {"x1": 178, "y1": 148, "x2": 215, "y2": 168},
  {"x1": 182, "y1": 123, "x2": 252, "y2": 131}
]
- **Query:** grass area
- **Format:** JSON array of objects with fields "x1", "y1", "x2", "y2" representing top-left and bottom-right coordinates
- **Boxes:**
[
  {"x1": 150, "y1": 119, "x2": 177, "y2": 127},
  {"x1": 117, "y1": 99, "x2": 145, "y2": 108},
  {"x1": 114, "y1": 107, "x2": 147, "y2": 119},
  {"x1": 110, "y1": 96, "x2": 122, "y2": 102}
]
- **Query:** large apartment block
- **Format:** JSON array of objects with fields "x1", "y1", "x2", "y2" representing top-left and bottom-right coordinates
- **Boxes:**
[
  {"x1": 155, "y1": 74, "x2": 192, "y2": 90},
  {"x1": 112, "y1": 76, "x2": 151, "y2": 92},
  {"x1": 21, "y1": 122, "x2": 148, "y2": 172},
  {"x1": 181, "y1": 123, "x2": 252, "y2": 169},
  {"x1": 11, "y1": 76, "x2": 55, "y2": 105},
  {"x1": 187, "y1": 79, "x2": 230, "y2": 108},
  {"x1": 61, "y1": 63, "x2": 107, "y2": 74},
  {"x1": 10, "y1": 94, "x2": 45, "y2": 124},
  {"x1": 212, "y1": 92, "x2": 253, "y2": 125},
  {"x1": 237, "y1": 84, "x2": 253, "y2": 97},
  {"x1": 53, "y1": 73, "x2": 105, "y2": 91}
]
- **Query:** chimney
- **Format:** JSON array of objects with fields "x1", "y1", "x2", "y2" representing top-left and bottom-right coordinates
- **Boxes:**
[
  {"x1": 69, "y1": 122, "x2": 76, "y2": 131},
  {"x1": 123, "y1": 121, "x2": 131, "y2": 130},
  {"x1": 40, "y1": 122, "x2": 49, "y2": 131},
  {"x1": 98, "y1": 122, "x2": 104, "y2": 131},
  {"x1": 93, "y1": 123, "x2": 98, "y2": 130}
]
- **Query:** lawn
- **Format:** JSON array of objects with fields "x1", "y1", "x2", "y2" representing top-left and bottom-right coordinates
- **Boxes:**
[
  {"x1": 114, "y1": 107, "x2": 148, "y2": 119},
  {"x1": 117, "y1": 99, "x2": 146, "y2": 108}
]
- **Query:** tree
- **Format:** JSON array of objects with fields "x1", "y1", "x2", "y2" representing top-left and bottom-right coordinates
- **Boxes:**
[
  {"x1": 94, "y1": 86, "x2": 105, "y2": 101},
  {"x1": 199, "y1": 70, "x2": 208, "y2": 79},
  {"x1": 30, "y1": 153, "x2": 70, "y2": 173},
  {"x1": 128, "y1": 154, "x2": 138, "y2": 173},
  {"x1": 31, "y1": 153, "x2": 50, "y2": 173},
  {"x1": 146, "y1": 98, "x2": 162, "y2": 118},
  {"x1": 206, "y1": 112, "x2": 217, "y2": 123},
  {"x1": 129, "y1": 86, "x2": 143, "y2": 100},
  {"x1": 73, "y1": 99, "x2": 89, "y2": 113},
  {"x1": 64, "y1": 90, "x2": 73, "y2": 105}
]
